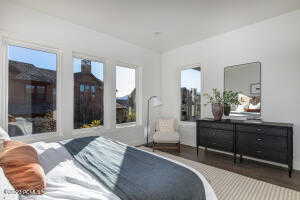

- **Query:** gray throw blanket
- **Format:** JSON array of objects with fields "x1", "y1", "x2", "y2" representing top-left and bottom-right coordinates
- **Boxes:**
[{"x1": 60, "y1": 136, "x2": 206, "y2": 200}]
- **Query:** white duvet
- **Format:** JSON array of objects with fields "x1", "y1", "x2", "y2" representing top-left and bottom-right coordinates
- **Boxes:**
[{"x1": 20, "y1": 141, "x2": 217, "y2": 200}]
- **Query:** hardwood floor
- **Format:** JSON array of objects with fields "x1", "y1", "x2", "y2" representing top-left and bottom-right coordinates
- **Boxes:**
[{"x1": 154, "y1": 144, "x2": 300, "y2": 191}]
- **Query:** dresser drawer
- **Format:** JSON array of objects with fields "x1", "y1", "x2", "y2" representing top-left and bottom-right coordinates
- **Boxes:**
[
  {"x1": 237, "y1": 132, "x2": 287, "y2": 152},
  {"x1": 199, "y1": 128, "x2": 234, "y2": 152},
  {"x1": 237, "y1": 133, "x2": 287, "y2": 164},
  {"x1": 236, "y1": 124, "x2": 286, "y2": 137},
  {"x1": 198, "y1": 121, "x2": 234, "y2": 131}
]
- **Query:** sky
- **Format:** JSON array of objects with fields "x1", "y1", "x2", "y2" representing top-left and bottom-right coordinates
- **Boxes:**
[
  {"x1": 8, "y1": 45, "x2": 57, "y2": 70},
  {"x1": 8, "y1": 45, "x2": 135, "y2": 97},
  {"x1": 73, "y1": 58, "x2": 104, "y2": 80},
  {"x1": 181, "y1": 68, "x2": 201, "y2": 92},
  {"x1": 116, "y1": 66, "x2": 135, "y2": 98}
]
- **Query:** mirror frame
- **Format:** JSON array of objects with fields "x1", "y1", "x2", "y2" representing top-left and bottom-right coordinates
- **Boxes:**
[{"x1": 224, "y1": 61, "x2": 262, "y2": 117}]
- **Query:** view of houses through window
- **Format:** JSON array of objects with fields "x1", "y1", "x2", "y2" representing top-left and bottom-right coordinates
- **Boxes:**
[
  {"x1": 6, "y1": 44, "x2": 138, "y2": 137},
  {"x1": 116, "y1": 66, "x2": 136, "y2": 124},
  {"x1": 181, "y1": 67, "x2": 201, "y2": 121},
  {"x1": 8, "y1": 45, "x2": 57, "y2": 137},
  {"x1": 73, "y1": 58, "x2": 104, "y2": 129}
]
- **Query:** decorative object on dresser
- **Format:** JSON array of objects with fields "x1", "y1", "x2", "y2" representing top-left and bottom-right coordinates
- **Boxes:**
[
  {"x1": 196, "y1": 118, "x2": 293, "y2": 177},
  {"x1": 204, "y1": 88, "x2": 240, "y2": 120},
  {"x1": 223, "y1": 90, "x2": 240, "y2": 116},
  {"x1": 204, "y1": 88, "x2": 224, "y2": 120}
]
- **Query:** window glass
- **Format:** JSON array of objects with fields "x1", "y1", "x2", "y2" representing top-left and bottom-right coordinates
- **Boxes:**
[
  {"x1": 181, "y1": 67, "x2": 201, "y2": 121},
  {"x1": 116, "y1": 66, "x2": 136, "y2": 124},
  {"x1": 91, "y1": 86, "x2": 96, "y2": 94},
  {"x1": 80, "y1": 84, "x2": 84, "y2": 92},
  {"x1": 8, "y1": 45, "x2": 57, "y2": 137},
  {"x1": 73, "y1": 58, "x2": 104, "y2": 129}
]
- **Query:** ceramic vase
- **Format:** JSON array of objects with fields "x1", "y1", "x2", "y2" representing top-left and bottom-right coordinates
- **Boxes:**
[{"x1": 212, "y1": 103, "x2": 224, "y2": 120}]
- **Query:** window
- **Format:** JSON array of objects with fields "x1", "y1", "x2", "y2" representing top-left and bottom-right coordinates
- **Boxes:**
[
  {"x1": 73, "y1": 58, "x2": 104, "y2": 129},
  {"x1": 8, "y1": 45, "x2": 57, "y2": 137},
  {"x1": 80, "y1": 84, "x2": 84, "y2": 92},
  {"x1": 181, "y1": 67, "x2": 201, "y2": 122},
  {"x1": 91, "y1": 86, "x2": 96, "y2": 94},
  {"x1": 116, "y1": 66, "x2": 136, "y2": 124}
]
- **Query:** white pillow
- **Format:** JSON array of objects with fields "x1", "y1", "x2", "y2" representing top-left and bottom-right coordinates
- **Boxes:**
[
  {"x1": 236, "y1": 104, "x2": 247, "y2": 112},
  {"x1": 0, "y1": 167, "x2": 19, "y2": 200},
  {"x1": 249, "y1": 103, "x2": 261, "y2": 110},
  {"x1": 0, "y1": 126, "x2": 10, "y2": 140}
]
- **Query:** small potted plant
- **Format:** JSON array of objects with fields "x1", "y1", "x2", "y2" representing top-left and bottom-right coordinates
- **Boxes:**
[
  {"x1": 204, "y1": 88, "x2": 224, "y2": 120},
  {"x1": 223, "y1": 90, "x2": 240, "y2": 116}
]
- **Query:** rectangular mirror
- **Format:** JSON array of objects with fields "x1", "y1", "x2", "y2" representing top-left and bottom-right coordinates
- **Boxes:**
[{"x1": 224, "y1": 62, "x2": 261, "y2": 118}]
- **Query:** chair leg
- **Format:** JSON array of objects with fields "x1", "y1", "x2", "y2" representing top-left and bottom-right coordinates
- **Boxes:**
[
  {"x1": 152, "y1": 142, "x2": 155, "y2": 152},
  {"x1": 178, "y1": 142, "x2": 181, "y2": 153}
]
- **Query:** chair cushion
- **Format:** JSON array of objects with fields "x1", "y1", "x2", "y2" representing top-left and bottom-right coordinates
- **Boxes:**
[
  {"x1": 153, "y1": 131, "x2": 180, "y2": 143},
  {"x1": 157, "y1": 118, "x2": 176, "y2": 133}
]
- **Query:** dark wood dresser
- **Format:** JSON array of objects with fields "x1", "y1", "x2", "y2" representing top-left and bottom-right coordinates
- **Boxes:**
[{"x1": 196, "y1": 118, "x2": 293, "y2": 177}]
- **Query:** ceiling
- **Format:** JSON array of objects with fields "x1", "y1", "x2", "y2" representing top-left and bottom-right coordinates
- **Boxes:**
[{"x1": 10, "y1": 0, "x2": 300, "y2": 53}]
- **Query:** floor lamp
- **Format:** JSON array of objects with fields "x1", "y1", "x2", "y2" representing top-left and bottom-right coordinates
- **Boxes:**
[{"x1": 146, "y1": 96, "x2": 162, "y2": 147}]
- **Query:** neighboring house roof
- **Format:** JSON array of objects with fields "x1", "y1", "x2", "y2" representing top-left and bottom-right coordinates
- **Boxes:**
[
  {"x1": 9, "y1": 60, "x2": 56, "y2": 83},
  {"x1": 74, "y1": 72, "x2": 103, "y2": 86},
  {"x1": 116, "y1": 88, "x2": 136, "y2": 108},
  {"x1": 116, "y1": 103, "x2": 127, "y2": 109},
  {"x1": 116, "y1": 99, "x2": 129, "y2": 107},
  {"x1": 9, "y1": 60, "x2": 104, "y2": 86}
]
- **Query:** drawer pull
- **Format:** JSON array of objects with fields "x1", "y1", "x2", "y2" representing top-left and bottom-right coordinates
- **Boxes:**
[{"x1": 257, "y1": 138, "x2": 263, "y2": 141}]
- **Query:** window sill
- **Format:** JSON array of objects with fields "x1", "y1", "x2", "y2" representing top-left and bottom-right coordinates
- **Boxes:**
[
  {"x1": 72, "y1": 126, "x2": 106, "y2": 135},
  {"x1": 116, "y1": 122, "x2": 137, "y2": 129},
  {"x1": 13, "y1": 132, "x2": 59, "y2": 143}
]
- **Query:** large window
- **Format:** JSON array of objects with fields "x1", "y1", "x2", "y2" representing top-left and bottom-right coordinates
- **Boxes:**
[
  {"x1": 8, "y1": 45, "x2": 57, "y2": 137},
  {"x1": 73, "y1": 58, "x2": 104, "y2": 129},
  {"x1": 181, "y1": 67, "x2": 201, "y2": 121},
  {"x1": 116, "y1": 66, "x2": 136, "y2": 124}
]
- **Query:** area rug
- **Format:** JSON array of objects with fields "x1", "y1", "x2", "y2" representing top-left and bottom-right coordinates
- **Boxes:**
[{"x1": 139, "y1": 147, "x2": 300, "y2": 200}]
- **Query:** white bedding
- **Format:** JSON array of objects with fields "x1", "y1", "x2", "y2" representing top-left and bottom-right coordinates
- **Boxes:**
[
  {"x1": 21, "y1": 142, "x2": 121, "y2": 200},
  {"x1": 20, "y1": 141, "x2": 217, "y2": 200}
]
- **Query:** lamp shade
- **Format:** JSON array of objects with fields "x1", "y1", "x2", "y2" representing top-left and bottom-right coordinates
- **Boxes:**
[{"x1": 151, "y1": 96, "x2": 162, "y2": 107}]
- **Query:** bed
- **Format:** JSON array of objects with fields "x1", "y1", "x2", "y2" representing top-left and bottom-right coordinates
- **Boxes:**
[{"x1": 2, "y1": 136, "x2": 217, "y2": 200}]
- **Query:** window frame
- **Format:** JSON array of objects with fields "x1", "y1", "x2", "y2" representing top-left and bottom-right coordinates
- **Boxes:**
[
  {"x1": 179, "y1": 64, "x2": 203, "y2": 125},
  {"x1": 115, "y1": 62, "x2": 142, "y2": 128},
  {"x1": 0, "y1": 36, "x2": 143, "y2": 141},
  {"x1": 72, "y1": 52, "x2": 107, "y2": 135},
  {"x1": 0, "y1": 38, "x2": 63, "y2": 140}
]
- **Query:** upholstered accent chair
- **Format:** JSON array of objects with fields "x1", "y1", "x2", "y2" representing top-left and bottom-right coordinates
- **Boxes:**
[{"x1": 152, "y1": 118, "x2": 180, "y2": 152}]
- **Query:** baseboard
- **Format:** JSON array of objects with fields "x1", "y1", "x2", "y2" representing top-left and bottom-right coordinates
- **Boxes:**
[{"x1": 293, "y1": 160, "x2": 300, "y2": 170}]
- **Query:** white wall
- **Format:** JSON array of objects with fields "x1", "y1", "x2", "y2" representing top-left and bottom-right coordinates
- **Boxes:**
[
  {"x1": 161, "y1": 10, "x2": 300, "y2": 169},
  {"x1": 0, "y1": 1, "x2": 161, "y2": 146}
]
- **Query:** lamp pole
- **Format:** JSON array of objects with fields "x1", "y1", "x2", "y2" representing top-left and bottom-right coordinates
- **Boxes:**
[{"x1": 146, "y1": 96, "x2": 157, "y2": 147}]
